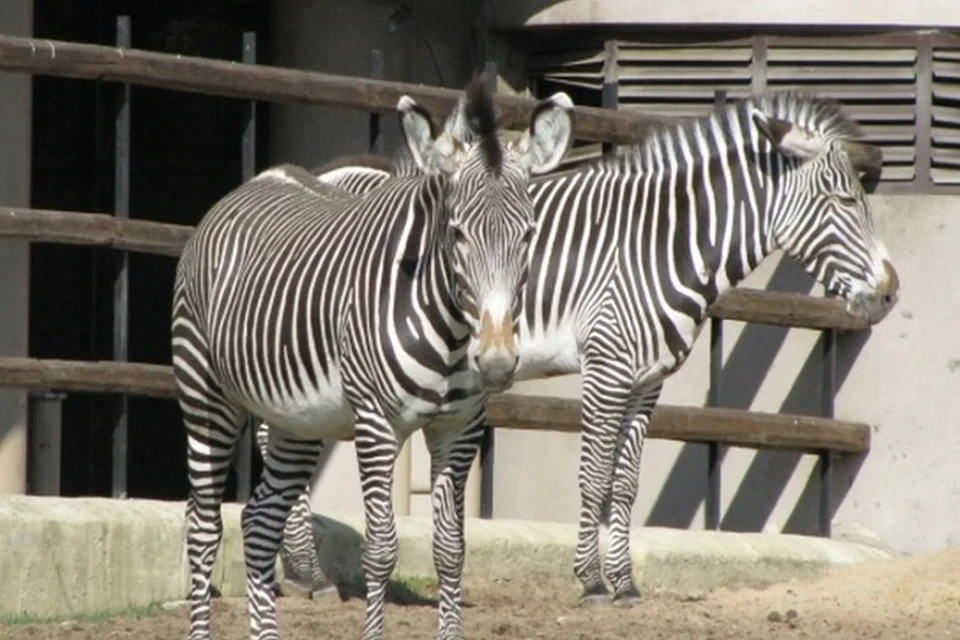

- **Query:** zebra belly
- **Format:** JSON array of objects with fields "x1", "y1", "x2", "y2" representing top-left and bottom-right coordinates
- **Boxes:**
[
  {"x1": 235, "y1": 371, "x2": 356, "y2": 442},
  {"x1": 515, "y1": 324, "x2": 581, "y2": 381}
]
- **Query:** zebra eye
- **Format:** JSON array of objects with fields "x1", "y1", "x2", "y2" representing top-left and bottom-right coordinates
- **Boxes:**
[
  {"x1": 450, "y1": 225, "x2": 470, "y2": 256},
  {"x1": 835, "y1": 195, "x2": 858, "y2": 207}
]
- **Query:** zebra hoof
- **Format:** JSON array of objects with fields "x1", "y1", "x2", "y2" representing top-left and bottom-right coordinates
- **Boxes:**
[
  {"x1": 612, "y1": 585, "x2": 642, "y2": 608},
  {"x1": 579, "y1": 583, "x2": 612, "y2": 607},
  {"x1": 580, "y1": 592, "x2": 611, "y2": 606},
  {"x1": 280, "y1": 578, "x2": 316, "y2": 600},
  {"x1": 310, "y1": 583, "x2": 339, "y2": 600}
]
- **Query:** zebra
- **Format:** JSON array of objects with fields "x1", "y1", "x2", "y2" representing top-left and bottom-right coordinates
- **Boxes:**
[
  {"x1": 171, "y1": 76, "x2": 575, "y2": 640},
  {"x1": 265, "y1": 90, "x2": 900, "y2": 608}
]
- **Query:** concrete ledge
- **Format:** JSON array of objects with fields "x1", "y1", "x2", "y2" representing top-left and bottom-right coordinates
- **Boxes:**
[{"x1": 0, "y1": 496, "x2": 893, "y2": 618}]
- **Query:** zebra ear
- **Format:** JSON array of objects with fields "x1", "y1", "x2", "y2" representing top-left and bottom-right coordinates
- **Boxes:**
[
  {"x1": 443, "y1": 95, "x2": 474, "y2": 142},
  {"x1": 513, "y1": 91, "x2": 575, "y2": 175},
  {"x1": 840, "y1": 140, "x2": 884, "y2": 174},
  {"x1": 397, "y1": 95, "x2": 460, "y2": 175},
  {"x1": 752, "y1": 110, "x2": 825, "y2": 161}
]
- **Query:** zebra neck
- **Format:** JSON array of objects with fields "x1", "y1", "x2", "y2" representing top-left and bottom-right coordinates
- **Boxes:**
[
  {"x1": 395, "y1": 177, "x2": 467, "y2": 338},
  {"x1": 682, "y1": 143, "x2": 777, "y2": 312}
]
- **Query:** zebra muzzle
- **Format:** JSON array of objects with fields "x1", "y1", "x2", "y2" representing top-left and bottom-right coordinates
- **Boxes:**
[
  {"x1": 472, "y1": 310, "x2": 520, "y2": 391},
  {"x1": 848, "y1": 259, "x2": 900, "y2": 324}
]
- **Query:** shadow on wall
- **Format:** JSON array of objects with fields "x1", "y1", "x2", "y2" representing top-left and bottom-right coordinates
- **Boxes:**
[{"x1": 645, "y1": 257, "x2": 871, "y2": 534}]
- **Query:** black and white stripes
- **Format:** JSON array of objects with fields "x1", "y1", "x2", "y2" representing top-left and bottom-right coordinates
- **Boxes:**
[
  {"x1": 172, "y1": 77, "x2": 574, "y2": 640},
  {"x1": 275, "y1": 89, "x2": 899, "y2": 611}
]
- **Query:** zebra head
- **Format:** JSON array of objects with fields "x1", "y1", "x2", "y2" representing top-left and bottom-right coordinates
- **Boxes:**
[
  {"x1": 396, "y1": 77, "x2": 574, "y2": 391},
  {"x1": 752, "y1": 94, "x2": 899, "y2": 324}
]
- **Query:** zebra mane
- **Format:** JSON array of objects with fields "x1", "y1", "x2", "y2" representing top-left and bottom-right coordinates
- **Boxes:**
[
  {"x1": 443, "y1": 74, "x2": 503, "y2": 175},
  {"x1": 605, "y1": 90, "x2": 864, "y2": 176},
  {"x1": 389, "y1": 147, "x2": 424, "y2": 178},
  {"x1": 462, "y1": 75, "x2": 503, "y2": 175}
]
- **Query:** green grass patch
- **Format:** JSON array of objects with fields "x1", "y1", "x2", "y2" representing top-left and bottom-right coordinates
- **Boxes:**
[
  {"x1": 387, "y1": 574, "x2": 438, "y2": 605},
  {"x1": 1, "y1": 601, "x2": 165, "y2": 625}
]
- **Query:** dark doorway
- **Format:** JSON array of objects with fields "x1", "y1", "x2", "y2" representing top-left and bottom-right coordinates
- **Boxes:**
[{"x1": 30, "y1": 0, "x2": 270, "y2": 499}]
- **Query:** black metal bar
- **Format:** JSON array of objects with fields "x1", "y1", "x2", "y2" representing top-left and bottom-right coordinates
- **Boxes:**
[
  {"x1": 233, "y1": 30, "x2": 258, "y2": 506},
  {"x1": 111, "y1": 15, "x2": 131, "y2": 499},
  {"x1": 703, "y1": 86, "x2": 729, "y2": 531},
  {"x1": 915, "y1": 34, "x2": 934, "y2": 190},
  {"x1": 369, "y1": 49, "x2": 384, "y2": 154},
  {"x1": 706, "y1": 318, "x2": 723, "y2": 531},
  {"x1": 751, "y1": 35, "x2": 768, "y2": 94},
  {"x1": 601, "y1": 40, "x2": 618, "y2": 157},
  {"x1": 819, "y1": 327, "x2": 837, "y2": 537},
  {"x1": 479, "y1": 59, "x2": 497, "y2": 520}
]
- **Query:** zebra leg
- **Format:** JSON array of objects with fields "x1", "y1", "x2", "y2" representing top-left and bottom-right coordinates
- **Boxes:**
[
  {"x1": 354, "y1": 415, "x2": 400, "y2": 640},
  {"x1": 574, "y1": 360, "x2": 634, "y2": 605},
  {"x1": 173, "y1": 311, "x2": 247, "y2": 640},
  {"x1": 254, "y1": 422, "x2": 334, "y2": 600},
  {"x1": 424, "y1": 415, "x2": 485, "y2": 640},
  {"x1": 241, "y1": 428, "x2": 323, "y2": 640},
  {"x1": 604, "y1": 384, "x2": 661, "y2": 606}
]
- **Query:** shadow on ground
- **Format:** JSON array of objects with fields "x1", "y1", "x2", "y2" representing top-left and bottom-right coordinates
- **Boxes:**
[{"x1": 310, "y1": 513, "x2": 438, "y2": 607}]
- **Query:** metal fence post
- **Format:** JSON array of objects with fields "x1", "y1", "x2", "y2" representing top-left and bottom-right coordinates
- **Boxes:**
[
  {"x1": 233, "y1": 30, "x2": 258, "y2": 505},
  {"x1": 369, "y1": 49, "x2": 384, "y2": 154},
  {"x1": 28, "y1": 390, "x2": 67, "y2": 496},
  {"x1": 704, "y1": 88, "x2": 728, "y2": 531},
  {"x1": 112, "y1": 14, "x2": 132, "y2": 499},
  {"x1": 706, "y1": 318, "x2": 723, "y2": 531},
  {"x1": 820, "y1": 327, "x2": 836, "y2": 537}
]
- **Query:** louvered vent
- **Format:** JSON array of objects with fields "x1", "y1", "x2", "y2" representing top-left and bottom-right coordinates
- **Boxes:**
[
  {"x1": 528, "y1": 42, "x2": 606, "y2": 170},
  {"x1": 764, "y1": 45, "x2": 918, "y2": 182},
  {"x1": 616, "y1": 42, "x2": 754, "y2": 119},
  {"x1": 932, "y1": 48, "x2": 960, "y2": 185}
]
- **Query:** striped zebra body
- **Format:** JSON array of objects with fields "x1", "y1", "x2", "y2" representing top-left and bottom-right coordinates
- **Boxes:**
[
  {"x1": 273, "y1": 90, "x2": 900, "y2": 609},
  {"x1": 172, "y1": 78, "x2": 574, "y2": 640}
]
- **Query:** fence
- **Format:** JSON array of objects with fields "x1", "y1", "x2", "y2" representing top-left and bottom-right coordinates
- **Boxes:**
[{"x1": 0, "y1": 26, "x2": 874, "y2": 537}]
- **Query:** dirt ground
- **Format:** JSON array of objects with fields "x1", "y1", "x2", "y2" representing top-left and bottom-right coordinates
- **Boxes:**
[{"x1": 5, "y1": 546, "x2": 960, "y2": 640}]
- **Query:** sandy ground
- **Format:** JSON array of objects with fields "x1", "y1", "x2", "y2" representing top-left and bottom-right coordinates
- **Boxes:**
[{"x1": 4, "y1": 545, "x2": 960, "y2": 639}]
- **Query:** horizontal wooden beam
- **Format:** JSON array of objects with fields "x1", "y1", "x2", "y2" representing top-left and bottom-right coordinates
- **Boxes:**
[
  {"x1": 0, "y1": 207, "x2": 866, "y2": 331},
  {"x1": 0, "y1": 358, "x2": 177, "y2": 400},
  {"x1": 485, "y1": 394, "x2": 870, "y2": 454},
  {"x1": 0, "y1": 207, "x2": 192, "y2": 257},
  {"x1": 0, "y1": 34, "x2": 675, "y2": 146},
  {"x1": 0, "y1": 358, "x2": 869, "y2": 454},
  {"x1": 708, "y1": 287, "x2": 868, "y2": 332}
]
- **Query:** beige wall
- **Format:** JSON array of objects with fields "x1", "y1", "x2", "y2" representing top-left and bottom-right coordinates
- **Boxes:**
[
  {"x1": 489, "y1": 0, "x2": 960, "y2": 28},
  {"x1": 0, "y1": 0, "x2": 33, "y2": 494}
]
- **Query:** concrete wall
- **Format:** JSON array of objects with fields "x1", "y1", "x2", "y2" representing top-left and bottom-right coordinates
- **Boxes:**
[
  {"x1": 488, "y1": 0, "x2": 960, "y2": 29},
  {"x1": 0, "y1": 1, "x2": 32, "y2": 494}
]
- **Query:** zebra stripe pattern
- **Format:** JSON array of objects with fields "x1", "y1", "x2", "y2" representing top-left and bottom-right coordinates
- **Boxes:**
[
  {"x1": 272, "y1": 89, "x2": 899, "y2": 608},
  {"x1": 171, "y1": 76, "x2": 574, "y2": 640}
]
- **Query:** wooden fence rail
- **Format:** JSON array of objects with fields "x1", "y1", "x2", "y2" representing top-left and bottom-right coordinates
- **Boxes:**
[
  {"x1": 0, "y1": 29, "x2": 873, "y2": 535},
  {"x1": 0, "y1": 357, "x2": 869, "y2": 454},
  {"x1": 0, "y1": 34, "x2": 678, "y2": 146},
  {"x1": 0, "y1": 206, "x2": 868, "y2": 332}
]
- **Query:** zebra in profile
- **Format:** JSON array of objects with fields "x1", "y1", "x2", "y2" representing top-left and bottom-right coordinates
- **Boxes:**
[
  {"x1": 171, "y1": 76, "x2": 574, "y2": 640},
  {"x1": 267, "y1": 90, "x2": 900, "y2": 607}
]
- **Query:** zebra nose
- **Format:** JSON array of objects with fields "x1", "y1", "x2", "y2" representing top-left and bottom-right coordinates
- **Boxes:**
[{"x1": 472, "y1": 351, "x2": 519, "y2": 392}]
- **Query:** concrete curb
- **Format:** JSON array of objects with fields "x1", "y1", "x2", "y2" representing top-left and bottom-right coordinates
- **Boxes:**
[{"x1": 0, "y1": 496, "x2": 893, "y2": 618}]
